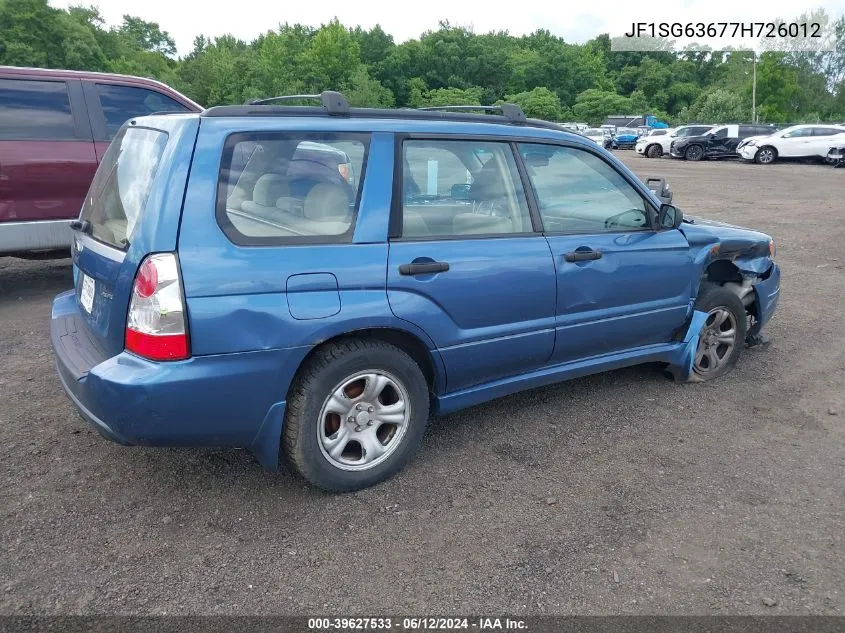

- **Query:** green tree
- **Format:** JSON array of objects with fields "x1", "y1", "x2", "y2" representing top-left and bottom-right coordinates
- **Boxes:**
[
  {"x1": 343, "y1": 65, "x2": 394, "y2": 107},
  {"x1": 503, "y1": 86, "x2": 561, "y2": 120},
  {"x1": 681, "y1": 88, "x2": 746, "y2": 123}
]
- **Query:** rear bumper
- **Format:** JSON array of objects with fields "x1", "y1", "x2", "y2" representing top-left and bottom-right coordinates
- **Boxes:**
[{"x1": 51, "y1": 291, "x2": 305, "y2": 466}]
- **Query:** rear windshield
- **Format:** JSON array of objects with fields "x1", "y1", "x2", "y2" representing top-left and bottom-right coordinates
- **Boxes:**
[{"x1": 80, "y1": 126, "x2": 168, "y2": 250}]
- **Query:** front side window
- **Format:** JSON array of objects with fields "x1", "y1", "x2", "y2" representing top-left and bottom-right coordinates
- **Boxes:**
[
  {"x1": 96, "y1": 84, "x2": 190, "y2": 138},
  {"x1": 80, "y1": 127, "x2": 169, "y2": 250},
  {"x1": 400, "y1": 140, "x2": 533, "y2": 239},
  {"x1": 782, "y1": 128, "x2": 812, "y2": 138},
  {"x1": 709, "y1": 127, "x2": 728, "y2": 139},
  {"x1": 218, "y1": 133, "x2": 368, "y2": 244},
  {"x1": 0, "y1": 79, "x2": 76, "y2": 140},
  {"x1": 518, "y1": 143, "x2": 650, "y2": 233}
]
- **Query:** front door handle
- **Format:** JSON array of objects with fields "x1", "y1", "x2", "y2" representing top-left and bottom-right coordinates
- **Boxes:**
[
  {"x1": 399, "y1": 261, "x2": 450, "y2": 275},
  {"x1": 564, "y1": 249, "x2": 602, "y2": 262}
]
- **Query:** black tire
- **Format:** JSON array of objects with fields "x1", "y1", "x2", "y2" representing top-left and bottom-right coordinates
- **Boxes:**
[
  {"x1": 692, "y1": 284, "x2": 748, "y2": 381},
  {"x1": 685, "y1": 145, "x2": 704, "y2": 161},
  {"x1": 282, "y1": 338, "x2": 430, "y2": 492},
  {"x1": 646, "y1": 144, "x2": 663, "y2": 158},
  {"x1": 754, "y1": 146, "x2": 777, "y2": 165}
]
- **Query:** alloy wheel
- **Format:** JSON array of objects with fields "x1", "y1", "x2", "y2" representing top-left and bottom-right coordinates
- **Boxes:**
[
  {"x1": 317, "y1": 370, "x2": 411, "y2": 471},
  {"x1": 693, "y1": 307, "x2": 739, "y2": 377}
]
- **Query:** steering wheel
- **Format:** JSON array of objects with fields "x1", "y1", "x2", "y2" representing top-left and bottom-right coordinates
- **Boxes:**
[{"x1": 604, "y1": 208, "x2": 648, "y2": 230}]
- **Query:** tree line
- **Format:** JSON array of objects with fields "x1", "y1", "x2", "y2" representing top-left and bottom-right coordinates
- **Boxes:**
[{"x1": 2, "y1": 0, "x2": 845, "y2": 124}]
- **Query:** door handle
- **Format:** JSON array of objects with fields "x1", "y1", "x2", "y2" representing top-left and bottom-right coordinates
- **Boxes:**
[
  {"x1": 564, "y1": 249, "x2": 602, "y2": 262},
  {"x1": 399, "y1": 261, "x2": 450, "y2": 275}
]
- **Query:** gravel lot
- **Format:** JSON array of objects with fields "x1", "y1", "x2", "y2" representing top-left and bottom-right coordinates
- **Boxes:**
[{"x1": 1, "y1": 155, "x2": 843, "y2": 616}]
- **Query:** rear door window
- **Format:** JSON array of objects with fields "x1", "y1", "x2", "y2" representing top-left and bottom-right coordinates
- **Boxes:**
[
  {"x1": 95, "y1": 84, "x2": 190, "y2": 139},
  {"x1": 812, "y1": 127, "x2": 844, "y2": 136},
  {"x1": 400, "y1": 140, "x2": 533, "y2": 238},
  {"x1": 0, "y1": 78, "x2": 77, "y2": 140},
  {"x1": 79, "y1": 127, "x2": 169, "y2": 250}
]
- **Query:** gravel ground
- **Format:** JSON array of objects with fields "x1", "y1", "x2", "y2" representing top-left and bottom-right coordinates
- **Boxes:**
[{"x1": 1, "y1": 155, "x2": 843, "y2": 616}]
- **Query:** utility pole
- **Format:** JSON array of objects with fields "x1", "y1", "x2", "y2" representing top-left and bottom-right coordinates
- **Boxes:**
[{"x1": 751, "y1": 50, "x2": 757, "y2": 123}]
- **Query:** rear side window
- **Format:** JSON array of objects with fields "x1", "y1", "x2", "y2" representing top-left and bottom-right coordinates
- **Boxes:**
[
  {"x1": 95, "y1": 84, "x2": 190, "y2": 139},
  {"x1": 217, "y1": 133, "x2": 369, "y2": 245},
  {"x1": 0, "y1": 79, "x2": 76, "y2": 140},
  {"x1": 813, "y1": 127, "x2": 844, "y2": 136},
  {"x1": 80, "y1": 127, "x2": 168, "y2": 250}
]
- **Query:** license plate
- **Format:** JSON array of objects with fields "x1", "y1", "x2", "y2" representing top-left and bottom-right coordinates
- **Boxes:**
[{"x1": 80, "y1": 273, "x2": 95, "y2": 314}]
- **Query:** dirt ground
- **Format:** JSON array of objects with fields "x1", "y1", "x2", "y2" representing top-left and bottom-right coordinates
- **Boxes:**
[{"x1": 1, "y1": 154, "x2": 843, "y2": 616}]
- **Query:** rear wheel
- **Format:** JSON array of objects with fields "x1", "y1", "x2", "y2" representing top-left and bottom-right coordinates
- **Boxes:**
[
  {"x1": 646, "y1": 144, "x2": 663, "y2": 158},
  {"x1": 755, "y1": 146, "x2": 777, "y2": 165},
  {"x1": 282, "y1": 338, "x2": 429, "y2": 492},
  {"x1": 685, "y1": 145, "x2": 704, "y2": 161},
  {"x1": 692, "y1": 285, "x2": 748, "y2": 380}
]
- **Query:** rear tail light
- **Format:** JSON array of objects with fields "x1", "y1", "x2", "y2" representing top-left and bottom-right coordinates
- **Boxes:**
[{"x1": 125, "y1": 253, "x2": 189, "y2": 361}]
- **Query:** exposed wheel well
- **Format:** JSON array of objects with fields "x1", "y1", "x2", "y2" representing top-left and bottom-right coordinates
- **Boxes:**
[
  {"x1": 704, "y1": 259, "x2": 742, "y2": 286},
  {"x1": 292, "y1": 328, "x2": 438, "y2": 397}
]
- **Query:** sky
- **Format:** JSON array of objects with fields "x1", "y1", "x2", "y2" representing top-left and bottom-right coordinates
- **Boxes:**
[{"x1": 50, "y1": 0, "x2": 845, "y2": 56}]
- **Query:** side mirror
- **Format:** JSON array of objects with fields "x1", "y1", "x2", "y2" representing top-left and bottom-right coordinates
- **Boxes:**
[{"x1": 658, "y1": 203, "x2": 683, "y2": 229}]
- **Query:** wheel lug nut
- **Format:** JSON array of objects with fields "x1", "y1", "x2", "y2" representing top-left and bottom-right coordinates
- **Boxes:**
[
  {"x1": 356, "y1": 404, "x2": 363, "y2": 411},
  {"x1": 347, "y1": 416, "x2": 355, "y2": 423},
  {"x1": 367, "y1": 406, "x2": 374, "y2": 413},
  {"x1": 355, "y1": 426, "x2": 363, "y2": 432},
  {"x1": 367, "y1": 421, "x2": 373, "y2": 426}
]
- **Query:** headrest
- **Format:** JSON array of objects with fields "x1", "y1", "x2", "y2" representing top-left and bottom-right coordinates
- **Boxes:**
[
  {"x1": 252, "y1": 174, "x2": 289, "y2": 207},
  {"x1": 470, "y1": 160, "x2": 507, "y2": 201},
  {"x1": 303, "y1": 182, "x2": 351, "y2": 220}
]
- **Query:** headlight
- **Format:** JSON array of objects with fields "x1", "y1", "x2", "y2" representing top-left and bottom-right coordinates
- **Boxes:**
[{"x1": 746, "y1": 140, "x2": 757, "y2": 147}]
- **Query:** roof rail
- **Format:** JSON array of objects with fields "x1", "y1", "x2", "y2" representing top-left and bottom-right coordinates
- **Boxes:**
[
  {"x1": 246, "y1": 91, "x2": 349, "y2": 115},
  {"x1": 417, "y1": 103, "x2": 527, "y2": 124}
]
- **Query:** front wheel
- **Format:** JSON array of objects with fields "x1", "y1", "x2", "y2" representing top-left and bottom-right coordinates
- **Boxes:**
[
  {"x1": 755, "y1": 146, "x2": 777, "y2": 165},
  {"x1": 685, "y1": 145, "x2": 704, "y2": 161},
  {"x1": 646, "y1": 144, "x2": 663, "y2": 158},
  {"x1": 283, "y1": 339, "x2": 430, "y2": 492},
  {"x1": 692, "y1": 285, "x2": 748, "y2": 380}
]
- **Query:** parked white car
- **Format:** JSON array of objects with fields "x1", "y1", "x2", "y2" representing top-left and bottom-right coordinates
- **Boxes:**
[
  {"x1": 582, "y1": 127, "x2": 611, "y2": 148},
  {"x1": 636, "y1": 124, "x2": 714, "y2": 158},
  {"x1": 737, "y1": 124, "x2": 845, "y2": 164}
]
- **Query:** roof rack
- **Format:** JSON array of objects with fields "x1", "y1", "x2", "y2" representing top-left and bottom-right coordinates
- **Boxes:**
[
  {"x1": 201, "y1": 94, "x2": 565, "y2": 133},
  {"x1": 417, "y1": 103, "x2": 526, "y2": 123},
  {"x1": 246, "y1": 91, "x2": 349, "y2": 115}
]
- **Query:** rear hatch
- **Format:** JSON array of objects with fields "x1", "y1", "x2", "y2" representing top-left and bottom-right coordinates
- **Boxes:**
[{"x1": 69, "y1": 116, "x2": 198, "y2": 362}]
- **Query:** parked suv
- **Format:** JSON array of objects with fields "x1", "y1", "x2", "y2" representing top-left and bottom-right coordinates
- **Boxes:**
[
  {"x1": 670, "y1": 124, "x2": 777, "y2": 161},
  {"x1": 737, "y1": 124, "x2": 845, "y2": 164},
  {"x1": 0, "y1": 66, "x2": 202, "y2": 257},
  {"x1": 51, "y1": 93, "x2": 781, "y2": 492}
]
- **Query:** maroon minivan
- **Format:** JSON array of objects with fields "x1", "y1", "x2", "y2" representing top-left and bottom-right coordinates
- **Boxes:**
[{"x1": 0, "y1": 67, "x2": 201, "y2": 257}]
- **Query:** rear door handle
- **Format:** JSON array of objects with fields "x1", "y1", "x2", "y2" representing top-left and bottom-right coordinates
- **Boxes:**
[
  {"x1": 399, "y1": 261, "x2": 450, "y2": 275},
  {"x1": 564, "y1": 249, "x2": 602, "y2": 262}
]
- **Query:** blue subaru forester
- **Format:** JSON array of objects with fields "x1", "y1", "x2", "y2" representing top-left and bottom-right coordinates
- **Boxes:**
[{"x1": 51, "y1": 92, "x2": 781, "y2": 491}]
